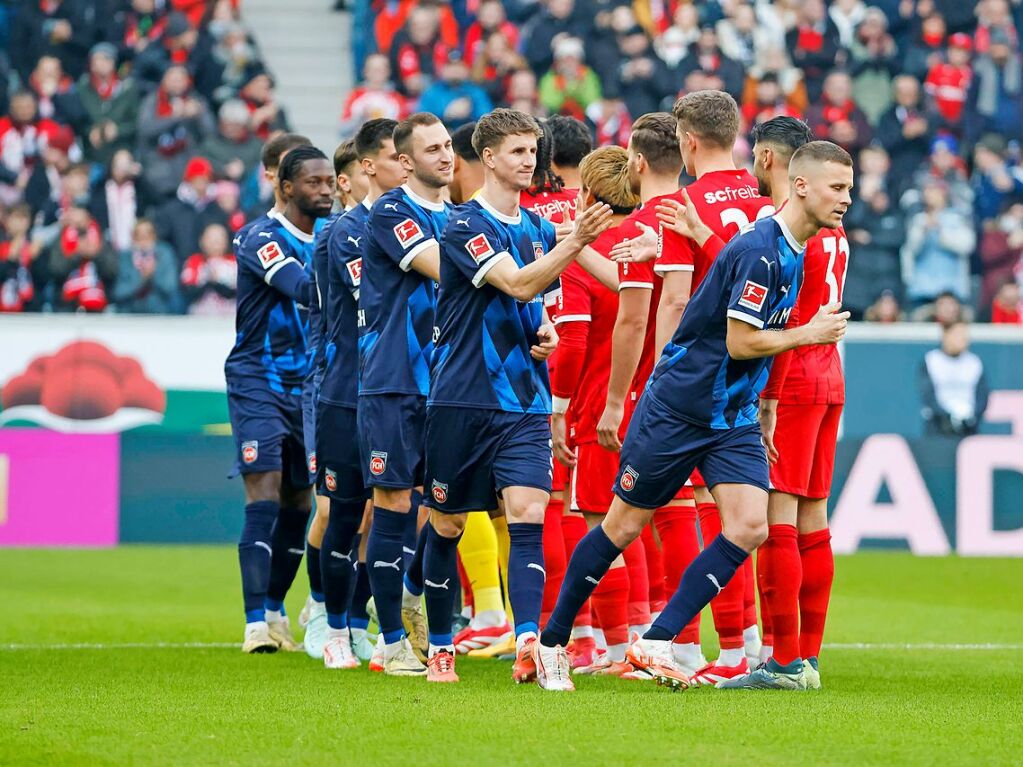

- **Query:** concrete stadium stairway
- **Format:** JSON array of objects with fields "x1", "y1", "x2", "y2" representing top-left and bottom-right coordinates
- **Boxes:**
[{"x1": 243, "y1": 0, "x2": 353, "y2": 154}]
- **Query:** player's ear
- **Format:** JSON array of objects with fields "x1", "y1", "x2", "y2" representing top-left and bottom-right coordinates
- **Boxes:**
[
  {"x1": 337, "y1": 173, "x2": 352, "y2": 194},
  {"x1": 582, "y1": 187, "x2": 597, "y2": 207},
  {"x1": 481, "y1": 146, "x2": 496, "y2": 169}
]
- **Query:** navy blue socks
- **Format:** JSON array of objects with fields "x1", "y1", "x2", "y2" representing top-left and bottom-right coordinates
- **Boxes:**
[
  {"x1": 508, "y1": 522, "x2": 545, "y2": 637},
  {"x1": 238, "y1": 500, "x2": 277, "y2": 623}
]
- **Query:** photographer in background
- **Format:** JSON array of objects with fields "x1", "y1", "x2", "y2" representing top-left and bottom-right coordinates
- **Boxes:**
[{"x1": 919, "y1": 320, "x2": 990, "y2": 437}]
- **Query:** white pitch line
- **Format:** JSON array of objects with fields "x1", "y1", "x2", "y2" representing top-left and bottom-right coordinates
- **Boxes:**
[{"x1": 1, "y1": 642, "x2": 1021, "y2": 651}]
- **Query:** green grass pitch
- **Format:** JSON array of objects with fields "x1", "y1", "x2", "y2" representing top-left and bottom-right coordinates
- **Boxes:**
[{"x1": 2, "y1": 548, "x2": 1022, "y2": 766}]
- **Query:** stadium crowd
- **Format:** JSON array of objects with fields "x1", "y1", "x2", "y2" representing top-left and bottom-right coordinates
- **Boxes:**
[{"x1": 2, "y1": 0, "x2": 1023, "y2": 323}]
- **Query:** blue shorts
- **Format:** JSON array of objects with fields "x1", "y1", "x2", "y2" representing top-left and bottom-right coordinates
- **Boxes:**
[
  {"x1": 227, "y1": 378, "x2": 311, "y2": 488},
  {"x1": 356, "y1": 393, "x2": 426, "y2": 489},
  {"x1": 613, "y1": 393, "x2": 768, "y2": 509},
  {"x1": 423, "y1": 406, "x2": 552, "y2": 514},
  {"x1": 301, "y1": 378, "x2": 318, "y2": 484},
  {"x1": 316, "y1": 402, "x2": 370, "y2": 503}
]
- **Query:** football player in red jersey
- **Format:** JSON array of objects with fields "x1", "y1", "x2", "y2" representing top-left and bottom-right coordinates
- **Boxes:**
[
  {"x1": 595, "y1": 112, "x2": 707, "y2": 677},
  {"x1": 658, "y1": 116, "x2": 847, "y2": 690},
  {"x1": 550, "y1": 145, "x2": 640, "y2": 677}
]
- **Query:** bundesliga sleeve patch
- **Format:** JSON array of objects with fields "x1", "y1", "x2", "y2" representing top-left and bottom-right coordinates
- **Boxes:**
[
  {"x1": 393, "y1": 218, "x2": 424, "y2": 248},
  {"x1": 256, "y1": 241, "x2": 285, "y2": 269},
  {"x1": 465, "y1": 233, "x2": 496, "y2": 264},
  {"x1": 738, "y1": 280, "x2": 768, "y2": 312},
  {"x1": 345, "y1": 258, "x2": 362, "y2": 286}
]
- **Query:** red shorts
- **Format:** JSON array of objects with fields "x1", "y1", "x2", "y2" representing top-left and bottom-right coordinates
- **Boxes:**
[
  {"x1": 569, "y1": 442, "x2": 618, "y2": 513},
  {"x1": 769, "y1": 402, "x2": 842, "y2": 499},
  {"x1": 552, "y1": 458, "x2": 568, "y2": 493}
]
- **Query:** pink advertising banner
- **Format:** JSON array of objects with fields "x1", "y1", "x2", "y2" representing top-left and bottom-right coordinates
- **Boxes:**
[{"x1": 0, "y1": 429, "x2": 120, "y2": 547}]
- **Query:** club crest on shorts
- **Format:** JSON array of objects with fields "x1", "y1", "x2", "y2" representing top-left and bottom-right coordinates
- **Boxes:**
[
  {"x1": 369, "y1": 451, "x2": 388, "y2": 476},
  {"x1": 738, "y1": 280, "x2": 768, "y2": 311},
  {"x1": 325, "y1": 468, "x2": 338, "y2": 492},
  {"x1": 307, "y1": 452, "x2": 317, "y2": 474},
  {"x1": 431, "y1": 480, "x2": 448, "y2": 504},
  {"x1": 241, "y1": 440, "x2": 258, "y2": 464},
  {"x1": 620, "y1": 465, "x2": 639, "y2": 492}
]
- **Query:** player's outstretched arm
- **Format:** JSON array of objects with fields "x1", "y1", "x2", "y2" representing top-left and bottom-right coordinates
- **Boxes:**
[
  {"x1": 655, "y1": 189, "x2": 723, "y2": 255},
  {"x1": 483, "y1": 202, "x2": 613, "y2": 301},
  {"x1": 726, "y1": 303, "x2": 849, "y2": 361},
  {"x1": 598, "y1": 288, "x2": 650, "y2": 452}
]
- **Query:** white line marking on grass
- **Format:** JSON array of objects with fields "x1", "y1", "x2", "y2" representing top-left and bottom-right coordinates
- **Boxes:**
[{"x1": 1, "y1": 641, "x2": 1022, "y2": 651}]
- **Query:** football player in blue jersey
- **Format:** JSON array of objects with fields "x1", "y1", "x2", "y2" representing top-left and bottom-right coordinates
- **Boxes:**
[
  {"x1": 535, "y1": 141, "x2": 854, "y2": 691},
  {"x1": 226, "y1": 145, "x2": 336, "y2": 654},
  {"x1": 358, "y1": 112, "x2": 454, "y2": 675},
  {"x1": 419, "y1": 108, "x2": 614, "y2": 684},
  {"x1": 311, "y1": 119, "x2": 407, "y2": 669},
  {"x1": 235, "y1": 133, "x2": 312, "y2": 247},
  {"x1": 299, "y1": 138, "x2": 372, "y2": 659}
]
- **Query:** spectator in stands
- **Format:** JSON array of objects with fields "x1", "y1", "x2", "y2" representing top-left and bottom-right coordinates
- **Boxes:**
[
  {"x1": 538, "y1": 37, "x2": 601, "y2": 119},
  {"x1": 786, "y1": 0, "x2": 845, "y2": 101},
  {"x1": 978, "y1": 202, "x2": 1023, "y2": 308},
  {"x1": 990, "y1": 278, "x2": 1022, "y2": 323},
  {"x1": 133, "y1": 12, "x2": 200, "y2": 88},
  {"x1": 716, "y1": 3, "x2": 762, "y2": 69},
  {"x1": 974, "y1": 0, "x2": 1018, "y2": 55},
  {"x1": 137, "y1": 64, "x2": 215, "y2": 199},
  {"x1": 964, "y1": 26, "x2": 1023, "y2": 145},
  {"x1": 877, "y1": 74, "x2": 937, "y2": 196},
  {"x1": 742, "y1": 45, "x2": 808, "y2": 118},
  {"x1": 199, "y1": 100, "x2": 262, "y2": 184},
  {"x1": 10, "y1": 0, "x2": 98, "y2": 82},
  {"x1": 76, "y1": 43, "x2": 141, "y2": 167},
  {"x1": 113, "y1": 218, "x2": 178, "y2": 314},
  {"x1": 614, "y1": 26, "x2": 674, "y2": 118},
  {"x1": 92, "y1": 149, "x2": 144, "y2": 254},
  {"x1": 340, "y1": 54, "x2": 406, "y2": 139},
  {"x1": 864, "y1": 289, "x2": 903, "y2": 323},
  {"x1": 523, "y1": 0, "x2": 590, "y2": 75},
  {"x1": 47, "y1": 204, "x2": 117, "y2": 312},
  {"x1": 587, "y1": 88, "x2": 632, "y2": 148},
  {"x1": 923, "y1": 32, "x2": 972, "y2": 133},
  {"x1": 180, "y1": 222, "x2": 237, "y2": 315},
  {"x1": 848, "y1": 7, "x2": 898, "y2": 125},
  {"x1": 152, "y1": 155, "x2": 229, "y2": 264},
  {"x1": 0, "y1": 204, "x2": 45, "y2": 312},
  {"x1": 901, "y1": 179, "x2": 976, "y2": 307},
  {"x1": 26, "y1": 55, "x2": 84, "y2": 131},
  {"x1": 22, "y1": 125, "x2": 77, "y2": 216},
  {"x1": 741, "y1": 72, "x2": 802, "y2": 128},
  {"x1": 829, "y1": 0, "x2": 869, "y2": 50},
  {"x1": 112, "y1": 0, "x2": 170, "y2": 65},
  {"x1": 505, "y1": 68, "x2": 545, "y2": 117},
  {"x1": 920, "y1": 320, "x2": 989, "y2": 436},
  {"x1": 655, "y1": 3, "x2": 700, "y2": 70},
  {"x1": 0, "y1": 91, "x2": 63, "y2": 206},
  {"x1": 900, "y1": 135, "x2": 973, "y2": 217},
  {"x1": 970, "y1": 134, "x2": 1023, "y2": 227},
  {"x1": 419, "y1": 51, "x2": 493, "y2": 130},
  {"x1": 804, "y1": 70, "x2": 873, "y2": 156},
  {"x1": 196, "y1": 21, "x2": 259, "y2": 107},
  {"x1": 237, "y1": 65, "x2": 288, "y2": 141},
  {"x1": 901, "y1": 11, "x2": 949, "y2": 82},
  {"x1": 843, "y1": 165, "x2": 906, "y2": 319},
  {"x1": 389, "y1": 5, "x2": 451, "y2": 99},
  {"x1": 470, "y1": 29, "x2": 529, "y2": 108},
  {"x1": 34, "y1": 161, "x2": 91, "y2": 238},
  {"x1": 678, "y1": 25, "x2": 745, "y2": 100},
  {"x1": 912, "y1": 290, "x2": 974, "y2": 324},
  {"x1": 464, "y1": 0, "x2": 519, "y2": 67}
]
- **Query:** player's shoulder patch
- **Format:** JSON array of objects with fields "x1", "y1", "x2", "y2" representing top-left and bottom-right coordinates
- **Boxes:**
[
  {"x1": 393, "y1": 217, "x2": 425, "y2": 248},
  {"x1": 738, "y1": 279, "x2": 768, "y2": 311},
  {"x1": 256, "y1": 238, "x2": 286, "y2": 270},
  {"x1": 465, "y1": 232, "x2": 496, "y2": 264},
  {"x1": 345, "y1": 257, "x2": 363, "y2": 286}
]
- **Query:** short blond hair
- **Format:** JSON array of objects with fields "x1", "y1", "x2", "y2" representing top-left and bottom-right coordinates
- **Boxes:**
[
  {"x1": 579, "y1": 146, "x2": 639, "y2": 213},
  {"x1": 672, "y1": 90, "x2": 740, "y2": 150}
]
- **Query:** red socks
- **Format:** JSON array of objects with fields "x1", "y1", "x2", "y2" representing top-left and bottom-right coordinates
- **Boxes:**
[
  {"x1": 655, "y1": 507, "x2": 702, "y2": 644},
  {"x1": 624, "y1": 538, "x2": 650, "y2": 628},
  {"x1": 590, "y1": 565, "x2": 629, "y2": 647},
  {"x1": 560, "y1": 514, "x2": 591, "y2": 632},
  {"x1": 759, "y1": 524, "x2": 802, "y2": 665},
  {"x1": 798, "y1": 528, "x2": 834, "y2": 660},
  {"x1": 540, "y1": 500, "x2": 567, "y2": 628},
  {"x1": 757, "y1": 547, "x2": 774, "y2": 649},
  {"x1": 698, "y1": 502, "x2": 743, "y2": 649},
  {"x1": 742, "y1": 557, "x2": 757, "y2": 630},
  {"x1": 640, "y1": 524, "x2": 666, "y2": 613}
]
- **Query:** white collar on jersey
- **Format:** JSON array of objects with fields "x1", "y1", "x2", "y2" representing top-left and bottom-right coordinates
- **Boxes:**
[
  {"x1": 344, "y1": 203, "x2": 355, "y2": 212},
  {"x1": 361, "y1": 196, "x2": 372, "y2": 210},
  {"x1": 771, "y1": 214, "x2": 805, "y2": 253},
  {"x1": 401, "y1": 183, "x2": 446, "y2": 212},
  {"x1": 269, "y1": 209, "x2": 315, "y2": 243},
  {"x1": 476, "y1": 193, "x2": 521, "y2": 225}
]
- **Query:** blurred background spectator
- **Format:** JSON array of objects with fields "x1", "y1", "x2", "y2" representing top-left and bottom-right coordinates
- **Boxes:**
[
  {"x1": 113, "y1": 217, "x2": 178, "y2": 313},
  {"x1": 919, "y1": 320, "x2": 989, "y2": 437}
]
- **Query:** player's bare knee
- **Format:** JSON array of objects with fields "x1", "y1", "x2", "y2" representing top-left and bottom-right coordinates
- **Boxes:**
[
  {"x1": 279, "y1": 485, "x2": 312, "y2": 511},
  {"x1": 727, "y1": 517, "x2": 768, "y2": 551},
  {"x1": 602, "y1": 501, "x2": 649, "y2": 548},
  {"x1": 374, "y1": 487, "x2": 411, "y2": 513},
  {"x1": 430, "y1": 509, "x2": 465, "y2": 538},
  {"x1": 243, "y1": 471, "x2": 281, "y2": 504},
  {"x1": 504, "y1": 500, "x2": 545, "y2": 526}
]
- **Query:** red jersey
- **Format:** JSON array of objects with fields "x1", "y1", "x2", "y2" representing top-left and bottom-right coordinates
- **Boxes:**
[
  {"x1": 761, "y1": 227, "x2": 848, "y2": 405},
  {"x1": 924, "y1": 63, "x2": 971, "y2": 123},
  {"x1": 991, "y1": 300, "x2": 1023, "y2": 324},
  {"x1": 520, "y1": 188, "x2": 578, "y2": 225},
  {"x1": 549, "y1": 227, "x2": 620, "y2": 445},
  {"x1": 656, "y1": 169, "x2": 774, "y2": 289}
]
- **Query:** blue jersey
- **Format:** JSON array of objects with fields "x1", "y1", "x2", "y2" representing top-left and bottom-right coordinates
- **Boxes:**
[
  {"x1": 307, "y1": 211, "x2": 344, "y2": 392},
  {"x1": 319, "y1": 200, "x2": 370, "y2": 408},
  {"x1": 225, "y1": 211, "x2": 317, "y2": 394},
  {"x1": 647, "y1": 215, "x2": 804, "y2": 429},
  {"x1": 430, "y1": 197, "x2": 559, "y2": 413},
  {"x1": 359, "y1": 184, "x2": 452, "y2": 396}
]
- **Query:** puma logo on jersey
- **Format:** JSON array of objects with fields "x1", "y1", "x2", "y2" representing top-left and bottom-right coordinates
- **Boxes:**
[
  {"x1": 425, "y1": 578, "x2": 450, "y2": 590},
  {"x1": 457, "y1": 218, "x2": 470, "y2": 227},
  {"x1": 347, "y1": 235, "x2": 361, "y2": 247},
  {"x1": 706, "y1": 573, "x2": 723, "y2": 595},
  {"x1": 760, "y1": 256, "x2": 773, "y2": 269},
  {"x1": 384, "y1": 202, "x2": 399, "y2": 210},
  {"x1": 257, "y1": 231, "x2": 273, "y2": 238},
  {"x1": 330, "y1": 550, "x2": 353, "y2": 562},
  {"x1": 373, "y1": 557, "x2": 401, "y2": 570}
]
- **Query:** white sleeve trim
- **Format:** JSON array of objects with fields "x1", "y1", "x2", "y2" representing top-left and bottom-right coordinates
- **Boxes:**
[
  {"x1": 471, "y1": 251, "x2": 512, "y2": 287},
  {"x1": 726, "y1": 308, "x2": 765, "y2": 329},
  {"x1": 653, "y1": 263, "x2": 695, "y2": 274},
  {"x1": 264, "y1": 257, "x2": 301, "y2": 284},
  {"x1": 618, "y1": 281, "x2": 654, "y2": 291},
  {"x1": 554, "y1": 313, "x2": 591, "y2": 325},
  {"x1": 399, "y1": 237, "x2": 437, "y2": 271}
]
